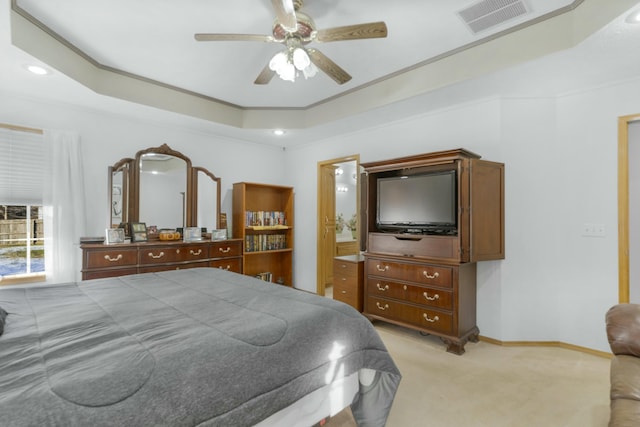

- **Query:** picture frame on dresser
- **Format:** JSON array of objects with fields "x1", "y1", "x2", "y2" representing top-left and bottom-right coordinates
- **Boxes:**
[
  {"x1": 105, "y1": 228, "x2": 125, "y2": 244},
  {"x1": 212, "y1": 229, "x2": 227, "y2": 240},
  {"x1": 130, "y1": 222, "x2": 148, "y2": 242},
  {"x1": 183, "y1": 227, "x2": 202, "y2": 242}
]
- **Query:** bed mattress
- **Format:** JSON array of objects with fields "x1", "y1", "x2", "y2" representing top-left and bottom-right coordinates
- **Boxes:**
[{"x1": 0, "y1": 268, "x2": 400, "y2": 426}]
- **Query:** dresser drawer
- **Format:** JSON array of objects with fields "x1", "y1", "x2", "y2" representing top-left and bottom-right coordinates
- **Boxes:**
[
  {"x1": 334, "y1": 273, "x2": 358, "y2": 288},
  {"x1": 210, "y1": 257, "x2": 242, "y2": 273},
  {"x1": 85, "y1": 247, "x2": 138, "y2": 269},
  {"x1": 139, "y1": 246, "x2": 182, "y2": 265},
  {"x1": 334, "y1": 259, "x2": 358, "y2": 278},
  {"x1": 178, "y1": 244, "x2": 211, "y2": 262},
  {"x1": 367, "y1": 296, "x2": 453, "y2": 335},
  {"x1": 368, "y1": 233, "x2": 458, "y2": 260},
  {"x1": 367, "y1": 278, "x2": 453, "y2": 310},
  {"x1": 210, "y1": 240, "x2": 242, "y2": 259},
  {"x1": 83, "y1": 267, "x2": 138, "y2": 280},
  {"x1": 366, "y1": 258, "x2": 453, "y2": 288},
  {"x1": 139, "y1": 261, "x2": 209, "y2": 274},
  {"x1": 334, "y1": 280, "x2": 360, "y2": 310}
]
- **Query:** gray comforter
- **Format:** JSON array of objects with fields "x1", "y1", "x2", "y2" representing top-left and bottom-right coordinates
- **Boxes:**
[{"x1": 0, "y1": 268, "x2": 400, "y2": 426}]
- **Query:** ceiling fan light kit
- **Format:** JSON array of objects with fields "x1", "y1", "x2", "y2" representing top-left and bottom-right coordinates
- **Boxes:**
[
  {"x1": 269, "y1": 42, "x2": 318, "y2": 82},
  {"x1": 194, "y1": 0, "x2": 387, "y2": 85}
]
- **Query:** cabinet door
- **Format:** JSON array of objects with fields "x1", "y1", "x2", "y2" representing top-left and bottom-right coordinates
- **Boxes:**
[
  {"x1": 319, "y1": 165, "x2": 336, "y2": 289},
  {"x1": 470, "y1": 159, "x2": 505, "y2": 261}
]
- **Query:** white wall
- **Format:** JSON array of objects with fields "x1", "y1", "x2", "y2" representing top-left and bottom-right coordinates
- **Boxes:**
[{"x1": 286, "y1": 78, "x2": 640, "y2": 353}]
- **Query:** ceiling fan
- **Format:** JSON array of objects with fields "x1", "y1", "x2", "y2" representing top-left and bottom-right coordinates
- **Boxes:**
[{"x1": 194, "y1": 0, "x2": 388, "y2": 85}]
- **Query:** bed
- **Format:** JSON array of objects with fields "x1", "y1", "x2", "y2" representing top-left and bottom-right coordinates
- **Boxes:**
[{"x1": 0, "y1": 268, "x2": 401, "y2": 426}]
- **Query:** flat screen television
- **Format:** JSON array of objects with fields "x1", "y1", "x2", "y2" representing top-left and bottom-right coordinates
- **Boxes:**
[{"x1": 376, "y1": 170, "x2": 457, "y2": 234}]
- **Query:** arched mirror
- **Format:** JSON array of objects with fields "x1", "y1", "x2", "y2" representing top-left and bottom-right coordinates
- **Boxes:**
[
  {"x1": 108, "y1": 144, "x2": 220, "y2": 234},
  {"x1": 136, "y1": 147, "x2": 190, "y2": 229},
  {"x1": 108, "y1": 158, "x2": 133, "y2": 228}
]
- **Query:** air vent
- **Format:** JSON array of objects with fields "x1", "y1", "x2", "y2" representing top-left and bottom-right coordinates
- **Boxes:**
[{"x1": 458, "y1": 0, "x2": 529, "y2": 34}]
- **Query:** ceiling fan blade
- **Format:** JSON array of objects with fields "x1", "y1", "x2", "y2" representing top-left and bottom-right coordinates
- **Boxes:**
[
  {"x1": 307, "y1": 48, "x2": 352, "y2": 85},
  {"x1": 254, "y1": 63, "x2": 276, "y2": 85},
  {"x1": 195, "y1": 33, "x2": 276, "y2": 43},
  {"x1": 315, "y1": 21, "x2": 388, "y2": 43},
  {"x1": 271, "y1": 0, "x2": 297, "y2": 32}
]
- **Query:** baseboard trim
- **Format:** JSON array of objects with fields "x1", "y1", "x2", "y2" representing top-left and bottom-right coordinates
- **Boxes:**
[{"x1": 478, "y1": 335, "x2": 612, "y2": 359}]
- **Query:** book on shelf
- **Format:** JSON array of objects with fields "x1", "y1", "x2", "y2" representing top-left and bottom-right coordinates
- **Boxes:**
[
  {"x1": 245, "y1": 211, "x2": 287, "y2": 227},
  {"x1": 244, "y1": 234, "x2": 287, "y2": 252},
  {"x1": 255, "y1": 272, "x2": 272, "y2": 282}
]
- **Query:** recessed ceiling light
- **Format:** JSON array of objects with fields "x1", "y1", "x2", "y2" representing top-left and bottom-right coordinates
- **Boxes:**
[
  {"x1": 26, "y1": 65, "x2": 49, "y2": 75},
  {"x1": 273, "y1": 129, "x2": 285, "y2": 136},
  {"x1": 625, "y1": 10, "x2": 640, "y2": 24}
]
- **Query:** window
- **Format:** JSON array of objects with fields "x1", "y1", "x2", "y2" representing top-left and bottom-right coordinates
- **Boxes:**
[
  {"x1": 0, "y1": 125, "x2": 45, "y2": 283},
  {"x1": 0, "y1": 205, "x2": 44, "y2": 277}
]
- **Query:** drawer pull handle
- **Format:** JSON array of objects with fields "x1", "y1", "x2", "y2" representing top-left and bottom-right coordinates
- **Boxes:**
[
  {"x1": 219, "y1": 247, "x2": 231, "y2": 253},
  {"x1": 423, "y1": 271, "x2": 440, "y2": 280},
  {"x1": 394, "y1": 236, "x2": 422, "y2": 241},
  {"x1": 376, "y1": 265, "x2": 389, "y2": 272},
  {"x1": 190, "y1": 249, "x2": 202, "y2": 256},
  {"x1": 376, "y1": 283, "x2": 389, "y2": 291},
  {"x1": 376, "y1": 302, "x2": 390, "y2": 311},
  {"x1": 423, "y1": 313, "x2": 440, "y2": 323},
  {"x1": 217, "y1": 265, "x2": 230, "y2": 270},
  {"x1": 341, "y1": 290, "x2": 347, "y2": 294},
  {"x1": 423, "y1": 292, "x2": 440, "y2": 301},
  {"x1": 104, "y1": 254, "x2": 122, "y2": 262},
  {"x1": 148, "y1": 251, "x2": 165, "y2": 259}
]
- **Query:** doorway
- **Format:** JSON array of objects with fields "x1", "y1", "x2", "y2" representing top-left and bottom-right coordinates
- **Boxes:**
[
  {"x1": 316, "y1": 155, "x2": 360, "y2": 296},
  {"x1": 618, "y1": 114, "x2": 640, "y2": 303}
]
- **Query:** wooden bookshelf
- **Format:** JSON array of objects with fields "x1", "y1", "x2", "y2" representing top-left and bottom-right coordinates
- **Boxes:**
[{"x1": 232, "y1": 182, "x2": 294, "y2": 286}]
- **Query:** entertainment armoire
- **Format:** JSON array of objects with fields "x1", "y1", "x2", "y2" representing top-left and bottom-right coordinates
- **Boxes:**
[{"x1": 361, "y1": 149, "x2": 504, "y2": 355}]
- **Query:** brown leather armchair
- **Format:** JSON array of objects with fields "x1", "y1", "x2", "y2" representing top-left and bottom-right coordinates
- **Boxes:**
[{"x1": 606, "y1": 303, "x2": 640, "y2": 427}]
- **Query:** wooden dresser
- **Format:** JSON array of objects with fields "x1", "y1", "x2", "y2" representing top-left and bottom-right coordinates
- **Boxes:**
[
  {"x1": 81, "y1": 239, "x2": 243, "y2": 280},
  {"x1": 333, "y1": 254, "x2": 364, "y2": 312},
  {"x1": 365, "y1": 254, "x2": 477, "y2": 354},
  {"x1": 362, "y1": 149, "x2": 504, "y2": 355}
]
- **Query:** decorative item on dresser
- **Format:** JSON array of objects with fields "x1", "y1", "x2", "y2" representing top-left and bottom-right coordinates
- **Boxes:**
[
  {"x1": 361, "y1": 148, "x2": 505, "y2": 355},
  {"x1": 232, "y1": 182, "x2": 294, "y2": 286},
  {"x1": 81, "y1": 239, "x2": 243, "y2": 280},
  {"x1": 333, "y1": 254, "x2": 364, "y2": 312}
]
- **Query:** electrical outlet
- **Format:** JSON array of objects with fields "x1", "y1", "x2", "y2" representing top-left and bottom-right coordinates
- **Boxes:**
[{"x1": 582, "y1": 223, "x2": 606, "y2": 237}]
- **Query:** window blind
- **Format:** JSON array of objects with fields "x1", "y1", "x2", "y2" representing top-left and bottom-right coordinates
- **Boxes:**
[{"x1": 0, "y1": 127, "x2": 45, "y2": 205}]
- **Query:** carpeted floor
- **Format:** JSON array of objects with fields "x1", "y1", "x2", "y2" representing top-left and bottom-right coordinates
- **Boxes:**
[{"x1": 324, "y1": 319, "x2": 611, "y2": 427}]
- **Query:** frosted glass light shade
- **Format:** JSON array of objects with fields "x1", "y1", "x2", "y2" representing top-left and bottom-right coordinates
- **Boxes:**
[
  {"x1": 292, "y1": 48, "x2": 310, "y2": 70},
  {"x1": 269, "y1": 47, "x2": 317, "y2": 82}
]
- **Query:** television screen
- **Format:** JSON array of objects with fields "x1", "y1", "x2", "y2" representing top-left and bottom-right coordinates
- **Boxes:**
[{"x1": 377, "y1": 170, "x2": 456, "y2": 233}]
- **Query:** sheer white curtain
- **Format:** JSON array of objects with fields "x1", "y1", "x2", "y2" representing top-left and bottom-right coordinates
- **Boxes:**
[{"x1": 43, "y1": 130, "x2": 87, "y2": 283}]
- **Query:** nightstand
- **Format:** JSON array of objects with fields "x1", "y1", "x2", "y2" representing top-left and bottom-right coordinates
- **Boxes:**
[{"x1": 333, "y1": 254, "x2": 364, "y2": 312}]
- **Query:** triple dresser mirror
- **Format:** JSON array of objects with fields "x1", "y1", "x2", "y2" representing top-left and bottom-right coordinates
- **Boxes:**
[{"x1": 108, "y1": 143, "x2": 221, "y2": 233}]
